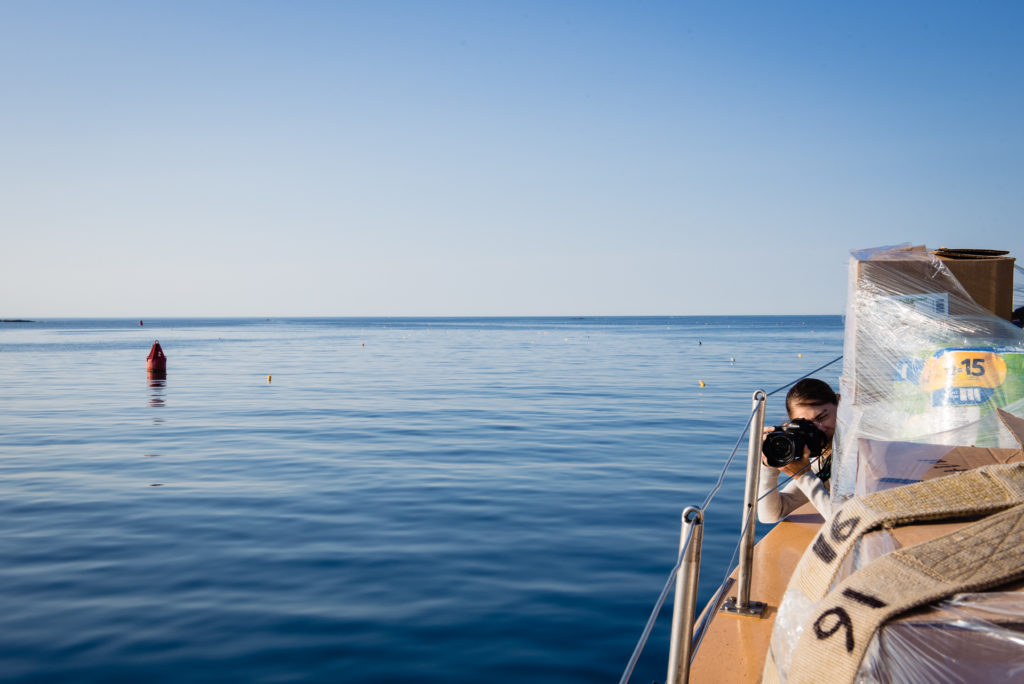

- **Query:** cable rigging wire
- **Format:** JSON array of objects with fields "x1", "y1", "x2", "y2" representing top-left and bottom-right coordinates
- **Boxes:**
[{"x1": 618, "y1": 354, "x2": 843, "y2": 684}]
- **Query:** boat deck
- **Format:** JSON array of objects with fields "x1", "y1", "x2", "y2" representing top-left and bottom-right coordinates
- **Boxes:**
[
  {"x1": 687, "y1": 501, "x2": 1024, "y2": 683},
  {"x1": 688, "y1": 506, "x2": 822, "y2": 683}
]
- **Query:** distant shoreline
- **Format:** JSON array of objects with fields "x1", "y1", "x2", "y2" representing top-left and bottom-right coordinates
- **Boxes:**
[{"x1": 1, "y1": 319, "x2": 35, "y2": 323}]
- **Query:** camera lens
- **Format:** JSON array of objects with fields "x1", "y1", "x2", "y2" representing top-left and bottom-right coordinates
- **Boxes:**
[{"x1": 762, "y1": 432, "x2": 798, "y2": 468}]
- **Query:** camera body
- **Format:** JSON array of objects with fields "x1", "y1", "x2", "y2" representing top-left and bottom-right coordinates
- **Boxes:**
[{"x1": 761, "y1": 417, "x2": 826, "y2": 468}]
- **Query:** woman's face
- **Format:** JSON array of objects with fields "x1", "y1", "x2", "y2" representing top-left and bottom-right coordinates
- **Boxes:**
[{"x1": 788, "y1": 401, "x2": 837, "y2": 441}]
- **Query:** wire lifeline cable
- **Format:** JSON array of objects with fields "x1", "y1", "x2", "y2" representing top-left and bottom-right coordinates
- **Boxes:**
[
  {"x1": 618, "y1": 402, "x2": 762, "y2": 684},
  {"x1": 692, "y1": 458, "x2": 819, "y2": 658},
  {"x1": 629, "y1": 433, "x2": 820, "y2": 683},
  {"x1": 766, "y1": 355, "x2": 844, "y2": 398},
  {"x1": 618, "y1": 355, "x2": 843, "y2": 683},
  {"x1": 617, "y1": 523, "x2": 697, "y2": 684},
  {"x1": 688, "y1": 363, "x2": 844, "y2": 668},
  {"x1": 689, "y1": 364, "x2": 841, "y2": 664}
]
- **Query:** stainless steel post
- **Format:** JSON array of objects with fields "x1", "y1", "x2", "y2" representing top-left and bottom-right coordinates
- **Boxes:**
[
  {"x1": 722, "y1": 390, "x2": 767, "y2": 617},
  {"x1": 666, "y1": 506, "x2": 703, "y2": 684}
]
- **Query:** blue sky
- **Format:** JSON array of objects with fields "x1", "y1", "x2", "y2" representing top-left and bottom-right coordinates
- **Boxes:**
[{"x1": 2, "y1": 1, "x2": 1022, "y2": 316}]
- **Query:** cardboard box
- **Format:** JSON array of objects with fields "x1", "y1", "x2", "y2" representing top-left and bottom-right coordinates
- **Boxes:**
[
  {"x1": 855, "y1": 409, "x2": 1024, "y2": 496},
  {"x1": 853, "y1": 246, "x2": 1014, "y2": 319},
  {"x1": 932, "y1": 248, "x2": 1016, "y2": 320}
]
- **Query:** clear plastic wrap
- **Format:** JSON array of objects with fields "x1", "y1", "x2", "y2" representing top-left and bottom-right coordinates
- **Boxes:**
[
  {"x1": 1015, "y1": 263, "x2": 1024, "y2": 309},
  {"x1": 833, "y1": 245, "x2": 1024, "y2": 503},
  {"x1": 855, "y1": 592, "x2": 1024, "y2": 683},
  {"x1": 768, "y1": 245, "x2": 1024, "y2": 684},
  {"x1": 1014, "y1": 263, "x2": 1024, "y2": 326}
]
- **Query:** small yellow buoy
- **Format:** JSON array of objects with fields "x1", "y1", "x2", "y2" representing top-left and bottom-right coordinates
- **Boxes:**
[
  {"x1": 267, "y1": 375, "x2": 272, "y2": 383},
  {"x1": 798, "y1": 353, "x2": 803, "y2": 358},
  {"x1": 699, "y1": 380, "x2": 706, "y2": 387}
]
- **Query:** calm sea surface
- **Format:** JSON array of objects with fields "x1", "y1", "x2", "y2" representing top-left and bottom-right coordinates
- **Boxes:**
[{"x1": 0, "y1": 317, "x2": 843, "y2": 683}]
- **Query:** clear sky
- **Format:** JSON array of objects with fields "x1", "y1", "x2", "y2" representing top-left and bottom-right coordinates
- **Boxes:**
[{"x1": 2, "y1": 1, "x2": 1022, "y2": 317}]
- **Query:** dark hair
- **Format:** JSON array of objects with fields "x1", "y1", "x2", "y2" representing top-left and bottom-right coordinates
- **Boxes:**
[{"x1": 785, "y1": 378, "x2": 838, "y2": 415}]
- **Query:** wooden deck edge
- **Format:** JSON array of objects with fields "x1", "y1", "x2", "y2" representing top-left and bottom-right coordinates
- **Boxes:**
[{"x1": 687, "y1": 506, "x2": 822, "y2": 683}]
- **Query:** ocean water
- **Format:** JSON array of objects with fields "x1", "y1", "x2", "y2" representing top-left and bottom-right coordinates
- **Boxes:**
[{"x1": 0, "y1": 317, "x2": 843, "y2": 683}]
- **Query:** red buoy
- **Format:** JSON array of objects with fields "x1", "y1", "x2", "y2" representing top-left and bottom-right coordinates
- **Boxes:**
[{"x1": 147, "y1": 340, "x2": 167, "y2": 374}]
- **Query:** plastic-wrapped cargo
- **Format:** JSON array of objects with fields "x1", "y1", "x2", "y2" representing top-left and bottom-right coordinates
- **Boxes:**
[
  {"x1": 832, "y1": 245, "x2": 1024, "y2": 504},
  {"x1": 765, "y1": 245, "x2": 1024, "y2": 684}
]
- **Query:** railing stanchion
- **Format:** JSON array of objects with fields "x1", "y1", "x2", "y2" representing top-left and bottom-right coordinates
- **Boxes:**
[
  {"x1": 722, "y1": 390, "x2": 767, "y2": 617},
  {"x1": 666, "y1": 506, "x2": 703, "y2": 684}
]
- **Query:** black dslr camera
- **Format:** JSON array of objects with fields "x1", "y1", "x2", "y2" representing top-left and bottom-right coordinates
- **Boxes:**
[{"x1": 761, "y1": 418, "x2": 826, "y2": 468}]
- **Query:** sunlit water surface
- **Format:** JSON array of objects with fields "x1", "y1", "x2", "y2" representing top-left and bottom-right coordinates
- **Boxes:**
[{"x1": 0, "y1": 317, "x2": 842, "y2": 683}]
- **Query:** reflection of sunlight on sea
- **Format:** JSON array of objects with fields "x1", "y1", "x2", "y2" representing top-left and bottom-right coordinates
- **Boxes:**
[{"x1": 0, "y1": 317, "x2": 842, "y2": 683}]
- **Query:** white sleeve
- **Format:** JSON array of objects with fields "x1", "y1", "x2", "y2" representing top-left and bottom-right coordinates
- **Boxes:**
[
  {"x1": 758, "y1": 465, "x2": 805, "y2": 524},
  {"x1": 792, "y1": 470, "x2": 831, "y2": 519},
  {"x1": 757, "y1": 466, "x2": 830, "y2": 523}
]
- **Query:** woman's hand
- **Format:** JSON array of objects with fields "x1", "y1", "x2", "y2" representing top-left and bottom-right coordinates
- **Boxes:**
[{"x1": 777, "y1": 452, "x2": 812, "y2": 478}]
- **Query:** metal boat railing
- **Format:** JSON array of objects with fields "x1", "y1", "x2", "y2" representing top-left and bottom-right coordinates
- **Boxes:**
[
  {"x1": 665, "y1": 506, "x2": 702, "y2": 684},
  {"x1": 619, "y1": 355, "x2": 843, "y2": 684},
  {"x1": 720, "y1": 390, "x2": 767, "y2": 619}
]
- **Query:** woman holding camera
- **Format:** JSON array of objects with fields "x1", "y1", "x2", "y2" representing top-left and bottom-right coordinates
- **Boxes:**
[{"x1": 757, "y1": 378, "x2": 838, "y2": 524}]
